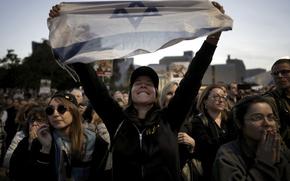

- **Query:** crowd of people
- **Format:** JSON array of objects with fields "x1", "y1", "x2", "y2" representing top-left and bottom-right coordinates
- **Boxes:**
[
  {"x1": 1, "y1": 57, "x2": 290, "y2": 181},
  {"x1": 0, "y1": 1, "x2": 289, "y2": 181}
]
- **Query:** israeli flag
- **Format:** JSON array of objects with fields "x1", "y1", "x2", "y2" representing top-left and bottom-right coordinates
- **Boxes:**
[{"x1": 48, "y1": 0, "x2": 233, "y2": 64}]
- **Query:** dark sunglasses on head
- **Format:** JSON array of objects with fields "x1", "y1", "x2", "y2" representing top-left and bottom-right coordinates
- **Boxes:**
[{"x1": 45, "y1": 105, "x2": 67, "y2": 116}]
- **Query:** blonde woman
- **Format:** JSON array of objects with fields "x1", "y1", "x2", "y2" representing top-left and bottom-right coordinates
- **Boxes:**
[{"x1": 190, "y1": 84, "x2": 237, "y2": 181}]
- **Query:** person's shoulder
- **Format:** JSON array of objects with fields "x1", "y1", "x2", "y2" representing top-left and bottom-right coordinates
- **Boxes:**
[
  {"x1": 84, "y1": 127, "x2": 108, "y2": 144},
  {"x1": 191, "y1": 113, "x2": 209, "y2": 126},
  {"x1": 84, "y1": 127, "x2": 96, "y2": 137},
  {"x1": 10, "y1": 131, "x2": 26, "y2": 144},
  {"x1": 216, "y1": 140, "x2": 240, "y2": 157},
  {"x1": 263, "y1": 89, "x2": 282, "y2": 98},
  {"x1": 262, "y1": 90, "x2": 282, "y2": 106}
]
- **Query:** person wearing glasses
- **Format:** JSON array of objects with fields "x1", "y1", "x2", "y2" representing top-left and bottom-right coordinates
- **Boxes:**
[
  {"x1": 264, "y1": 58, "x2": 290, "y2": 148},
  {"x1": 212, "y1": 95, "x2": 290, "y2": 181},
  {"x1": 189, "y1": 84, "x2": 237, "y2": 181},
  {"x1": 21, "y1": 92, "x2": 109, "y2": 181},
  {"x1": 6, "y1": 103, "x2": 48, "y2": 180}
]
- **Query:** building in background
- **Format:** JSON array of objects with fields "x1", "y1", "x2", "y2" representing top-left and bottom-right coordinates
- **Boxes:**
[
  {"x1": 155, "y1": 51, "x2": 194, "y2": 86},
  {"x1": 142, "y1": 53, "x2": 271, "y2": 91}
]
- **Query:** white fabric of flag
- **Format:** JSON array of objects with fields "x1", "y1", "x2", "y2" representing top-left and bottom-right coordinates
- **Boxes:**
[{"x1": 48, "y1": 0, "x2": 233, "y2": 64}]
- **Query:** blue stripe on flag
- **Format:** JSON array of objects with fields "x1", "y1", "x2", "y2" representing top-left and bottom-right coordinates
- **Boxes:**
[
  {"x1": 53, "y1": 37, "x2": 111, "y2": 62},
  {"x1": 52, "y1": 28, "x2": 221, "y2": 63}
]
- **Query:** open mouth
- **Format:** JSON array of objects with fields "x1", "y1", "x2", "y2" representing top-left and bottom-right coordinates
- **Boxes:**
[{"x1": 137, "y1": 89, "x2": 149, "y2": 95}]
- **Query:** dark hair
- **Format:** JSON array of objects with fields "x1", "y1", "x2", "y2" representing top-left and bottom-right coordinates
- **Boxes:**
[
  {"x1": 271, "y1": 58, "x2": 290, "y2": 70},
  {"x1": 130, "y1": 66, "x2": 159, "y2": 89},
  {"x1": 233, "y1": 95, "x2": 274, "y2": 128}
]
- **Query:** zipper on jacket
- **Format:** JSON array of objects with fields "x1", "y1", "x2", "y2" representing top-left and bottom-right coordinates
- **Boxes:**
[
  {"x1": 139, "y1": 133, "x2": 143, "y2": 150},
  {"x1": 139, "y1": 132, "x2": 145, "y2": 177},
  {"x1": 133, "y1": 124, "x2": 145, "y2": 178}
]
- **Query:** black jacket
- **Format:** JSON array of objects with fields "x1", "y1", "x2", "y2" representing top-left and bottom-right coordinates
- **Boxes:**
[
  {"x1": 9, "y1": 132, "x2": 109, "y2": 181},
  {"x1": 264, "y1": 89, "x2": 290, "y2": 148},
  {"x1": 189, "y1": 112, "x2": 237, "y2": 181},
  {"x1": 9, "y1": 137, "x2": 53, "y2": 181},
  {"x1": 73, "y1": 41, "x2": 217, "y2": 181}
]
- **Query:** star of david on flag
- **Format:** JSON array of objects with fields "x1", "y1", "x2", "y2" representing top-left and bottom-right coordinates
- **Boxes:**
[{"x1": 48, "y1": 0, "x2": 233, "y2": 64}]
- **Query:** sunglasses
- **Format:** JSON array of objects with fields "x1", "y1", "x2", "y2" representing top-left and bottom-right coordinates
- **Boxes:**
[
  {"x1": 271, "y1": 69, "x2": 290, "y2": 77},
  {"x1": 45, "y1": 105, "x2": 67, "y2": 116}
]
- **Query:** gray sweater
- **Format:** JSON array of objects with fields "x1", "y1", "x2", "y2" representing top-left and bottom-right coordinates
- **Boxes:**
[{"x1": 212, "y1": 139, "x2": 290, "y2": 181}]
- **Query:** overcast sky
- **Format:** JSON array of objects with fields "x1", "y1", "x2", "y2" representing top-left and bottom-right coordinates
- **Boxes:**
[{"x1": 0, "y1": 0, "x2": 289, "y2": 71}]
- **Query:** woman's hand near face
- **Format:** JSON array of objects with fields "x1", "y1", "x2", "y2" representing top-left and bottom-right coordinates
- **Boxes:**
[
  {"x1": 36, "y1": 124, "x2": 52, "y2": 154},
  {"x1": 256, "y1": 130, "x2": 281, "y2": 165}
]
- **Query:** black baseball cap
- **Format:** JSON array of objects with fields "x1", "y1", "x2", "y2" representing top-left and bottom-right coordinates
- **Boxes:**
[{"x1": 130, "y1": 66, "x2": 159, "y2": 89}]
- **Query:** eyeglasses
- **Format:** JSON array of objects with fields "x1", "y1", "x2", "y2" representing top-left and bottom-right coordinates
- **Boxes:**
[
  {"x1": 209, "y1": 95, "x2": 227, "y2": 101},
  {"x1": 45, "y1": 105, "x2": 67, "y2": 116},
  {"x1": 245, "y1": 113, "x2": 277, "y2": 122},
  {"x1": 271, "y1": 69, "x2": 290, "y2": 77}
]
